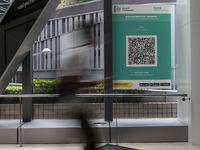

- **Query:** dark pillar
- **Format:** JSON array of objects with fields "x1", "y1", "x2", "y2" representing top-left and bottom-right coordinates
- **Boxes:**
[
  {"x1": 22, "y1": 51, "x2": 33, "y2": 122},
  {"x1": 104, "y1": 0, "x2": 113, "y2": 121}
]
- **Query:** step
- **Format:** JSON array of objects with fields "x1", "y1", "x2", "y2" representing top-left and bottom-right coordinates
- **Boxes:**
[{"x1": 0, "y1": 118, "x2": 188, "y2": 144}]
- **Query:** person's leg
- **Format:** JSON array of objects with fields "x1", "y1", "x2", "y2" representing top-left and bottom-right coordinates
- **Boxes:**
[{"x1": 77, "y1": 113, "x2": 96, "y2": 150}]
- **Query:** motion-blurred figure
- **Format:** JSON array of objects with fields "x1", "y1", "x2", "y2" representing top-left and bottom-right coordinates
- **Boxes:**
[{"x1": 58, "y1": 25, "x2": 100, "y2": 150}]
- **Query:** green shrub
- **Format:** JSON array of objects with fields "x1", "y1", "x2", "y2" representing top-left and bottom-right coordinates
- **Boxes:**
[
  {"x1": 33, "y1": 78, "x2": 60, "y2": 94},
  {"x1": 77, "y1": 0, "x2": 92, "y2": 3},
  {"x1": 4, "y1": 78, "x2": 60, "y2": 94},
  {"x1": 4, "y1": 86, "x2": 22, "y2": 94},
  {"x1": 4, "y1": 79, "x2": 145, "y2": 98}
]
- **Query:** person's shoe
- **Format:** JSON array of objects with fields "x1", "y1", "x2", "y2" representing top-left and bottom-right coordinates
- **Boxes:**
[{"x1": 85, "y1": 146, "x2": 95, "y2": 150}]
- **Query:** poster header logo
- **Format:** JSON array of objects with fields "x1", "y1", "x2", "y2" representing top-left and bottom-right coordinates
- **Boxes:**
[
  {"x1": 114, "y1": 6, "x2": 121, "y2": 12},
  {"x1": 113, "y1": 5, "x2": 171, "y2": 14}
]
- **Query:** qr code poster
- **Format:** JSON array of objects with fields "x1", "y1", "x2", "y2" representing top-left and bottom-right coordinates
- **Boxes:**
[
  {"x1": 112, "y1": 4, "x2": 173, "y2": 89},
  {"x1": 126, "y1": 36, "x2": 157, "y2": 67}
]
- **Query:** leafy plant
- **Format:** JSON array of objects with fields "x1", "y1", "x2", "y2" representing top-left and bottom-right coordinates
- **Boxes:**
[
  {"x1": 33, "y1": 78, "x2": 60, "y2": 94},
  {"x1": 4, "y1": 86, "x2": 22, "y2": 94},
  {"x1": 4, "y1": 79, "x2": 60, "y2": 94},
  {"x1": 4, "y1": 78, "x2": 145, "y2": 103},
  {"x1": 77, "y1": 0, "x2": 92, "y2": 3},
  {"x1": 59, "y1": 0, "x2": 92, "y2": 7}
]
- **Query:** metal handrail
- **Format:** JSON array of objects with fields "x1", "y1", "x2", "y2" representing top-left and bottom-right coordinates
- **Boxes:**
[
  {"x1": 0, "y1": 93, "x2": 189, "y2": 101},
  {"x1": 76, "y1": 93, "x2": 188, "y2": 97},
  {"x1": 0, "y1": 94, "x2": 60, "y2": 98},
  {"x1": 0, "y1": 93, "x2": 188, "y2": 98},
  {"x1": 76, "y1": 93, "x2": 189, "y2": 101}
]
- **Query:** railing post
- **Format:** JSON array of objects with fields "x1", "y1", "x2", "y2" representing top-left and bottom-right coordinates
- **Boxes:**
[
  {"x1": 22, "y1": 51, "x2": 33, "y2": 122},
  {"x1": 104, "y1": 0, "x2": 113, "y2": 121},
  {"x1": 19, "y1": 97, "x2": 22, "y2": 147}
]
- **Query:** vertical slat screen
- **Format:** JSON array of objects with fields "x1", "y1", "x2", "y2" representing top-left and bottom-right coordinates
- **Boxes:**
[{"x1": 33, "y1": 11, "x2": 104, "y2": 72}]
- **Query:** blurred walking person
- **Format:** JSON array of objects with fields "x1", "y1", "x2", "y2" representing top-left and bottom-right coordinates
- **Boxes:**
[{"x1": 58, "y1": 25, "x2": 99, "y2": 150}]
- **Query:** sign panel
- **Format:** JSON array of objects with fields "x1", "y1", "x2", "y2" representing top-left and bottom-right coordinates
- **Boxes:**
[{"x1": 112, "y1": 5, "x2": 172, "y2": 89}]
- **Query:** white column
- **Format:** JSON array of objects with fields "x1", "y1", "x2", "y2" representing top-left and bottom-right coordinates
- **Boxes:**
[
  {"x1": 176, "y1": 0, "x2": 191, "y2": 123},
  {"x1": 177, "y1": 0, "x2": 200, "y2": 145},
  {"x1": 190, "y1": 0, "x2": 200, "y2": 145}
]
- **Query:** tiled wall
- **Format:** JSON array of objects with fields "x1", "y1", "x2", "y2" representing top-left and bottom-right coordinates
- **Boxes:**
[
  {"x1": 32, "y1": 102, "x2": 177, "y2": 119},
  {"x1": 0, "y1": 102, "x2": 177, "y2": 119},
  {"x1": 0, "y1": 104, "x2": 21, "y2": 119}
]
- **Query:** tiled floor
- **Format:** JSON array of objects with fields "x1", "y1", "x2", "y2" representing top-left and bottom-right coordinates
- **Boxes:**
[{"x1": 0, "y1": 143, "x2": 200, "y2": 150}]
